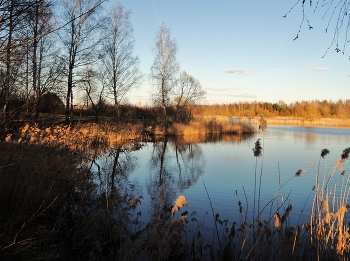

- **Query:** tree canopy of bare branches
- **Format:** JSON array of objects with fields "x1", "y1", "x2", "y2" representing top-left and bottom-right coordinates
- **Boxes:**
[
  {"x1": 286, "y1": 0, "x2": 350, "y2": 57},
  {"x1": 100, "y1": 4, "x2": 143, "y2": 120},
  {"x1": 57, "y1": 0, "x2": 105, "y2": 125},
  {"x1": 150, "y1": 24, "x2": 179, "y2": 122},
  {"x1": 173, "y1": 71, "x2": 206, "y2": 123}
]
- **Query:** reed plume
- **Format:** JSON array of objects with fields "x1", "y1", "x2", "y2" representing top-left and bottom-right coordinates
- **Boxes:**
[
  {"x1": 295, "y1": 169, "x2": 306, "y2": 177},
  {"x1": 321, "y1": 148, "x2": 330, "y2": 158},
  {"x1": 252, "y1": 139, "x2": 262, "y2": 157},
  {"x1": 171, "y1": 195, "x2": 188, "y2": 216}
]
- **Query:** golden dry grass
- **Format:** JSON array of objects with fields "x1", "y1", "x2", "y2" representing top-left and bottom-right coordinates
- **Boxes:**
[
  {"x1": 166, "y1": 118, "x2": 255, "y2": 136},
  {"x1": 4, "y1": 122, "x2": 144, "y2": 150}
]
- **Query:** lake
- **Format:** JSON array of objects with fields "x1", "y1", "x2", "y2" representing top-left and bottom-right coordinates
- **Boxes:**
[{"x1": 90, "y1": 125, "x2": 350, "y2": 241}]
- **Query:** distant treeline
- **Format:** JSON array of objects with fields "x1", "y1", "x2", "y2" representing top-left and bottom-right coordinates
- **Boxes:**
[
  {"x1": 71, "y1": 99, "x2": 350, "y2": 121},
  {"x1": 196, "y1": 100, "x2": 350, "y2": 119},
  {"x1": 6, "y1": 96, "x2": 349, "y2": 122}
]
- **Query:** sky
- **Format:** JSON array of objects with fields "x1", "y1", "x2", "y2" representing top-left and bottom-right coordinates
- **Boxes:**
[{"x1": 109, "y1": 0, "x2": 350, "y2": 105}]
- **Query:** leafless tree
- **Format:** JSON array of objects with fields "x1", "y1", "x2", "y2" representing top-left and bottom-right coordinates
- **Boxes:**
[
  {"x1": 173, "y1": 71, "x2": 206, "y2": 123},
  {"x1": 0, "y1": 0, "x2": 31, "y2": 121},
  {"x1": 79, "y1": 65, "x2": 104, "y2": 122},
  {"x1": 100, "y1": 4, "x2": 143, "y2": 121},
  {"x1": 57, "y1": 0, "x2": 105, "y2": 125},
  {"x1": 26, "y1": 0, "x2": 59, "y2": 120},
  {"x1": 150, "y1": 24, "x2": 179, "y2": 124},
  {"x1": 0, "y1": 0, "x2": 64, "y2": 132}
]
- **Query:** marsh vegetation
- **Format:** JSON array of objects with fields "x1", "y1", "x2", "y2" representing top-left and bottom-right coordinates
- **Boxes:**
[
  {"x1": 1, "y1": 1, "x2": 350, "y2": 260},
  {"x1": 1, "y1": 122, "x2": 350, "y2": 260}
]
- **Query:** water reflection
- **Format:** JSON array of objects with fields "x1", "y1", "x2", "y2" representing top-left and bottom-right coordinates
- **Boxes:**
[
  {"x1": 90, "y1": 142, "x2": 145, "y2": 198},
  {"x1": 147, "y1": 137, "x2": 205, "y2": 219},
  {"x1": 86, "y1": 127, "x2": 350, "y2": 231},
  {"x1": 304, "y1": 133, "x2": 317, "y2": 145}
]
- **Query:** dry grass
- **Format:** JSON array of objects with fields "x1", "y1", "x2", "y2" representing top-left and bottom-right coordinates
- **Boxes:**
[
  {"x1": 166, "y1": 118, "x2": 255, "y2": 136},
  {"x1": 2, "y1": 121, "x2": 350, "y2": 260},
  {"x1": 4, "y1": 122, "x2": 145, "y2": 150}
]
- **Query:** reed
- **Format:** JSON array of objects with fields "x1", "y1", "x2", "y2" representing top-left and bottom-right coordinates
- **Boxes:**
[
  {"x1": 2, "y1": 121, "x2": 350, "y2": 260},
  {"x1": 166, "y1": 118, "x2": 255, "y2": 136},
  {"x1": 4, "y1": 122, "x2": 145, "y2": 151}
]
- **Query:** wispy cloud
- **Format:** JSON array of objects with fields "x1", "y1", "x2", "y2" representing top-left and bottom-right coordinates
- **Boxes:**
[
  {"x1": 224, "y1": 69, "x2": 248, "y2": 74},
  {"x1": 207, "y1": 91, "x2": 257, "y2": 98},
  {"x1": 266, "y1": 68, "x2": 276, "y2": 72},
  {"x1": 205, "y1": 86, "x2": 257, "y2": 99},
  {"x1": 205, "y1": 87, "x2": 236, "y2": 92},
  {"x1": 307, "y1": 67, "x2": 329, "y2": 71}
]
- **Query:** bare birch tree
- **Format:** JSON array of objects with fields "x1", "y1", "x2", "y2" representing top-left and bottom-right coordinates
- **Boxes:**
[
  {"x1": 100, "y1": 4, "x2": 142, "y2": 121},
  {"x1": 150, "y1": 24, "x2": 179, "y2": 124}
]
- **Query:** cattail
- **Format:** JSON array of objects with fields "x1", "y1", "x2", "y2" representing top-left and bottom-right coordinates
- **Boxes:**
[
  {"x1": 338, "y1": 206, "x2": 348, "y2": 218},
  {"x1": 321, "y1": 148, "x2": 330, "y2": 158},
  {"x1": 282, "y1": 205, "x2": 293, "y2": 223},
  {"x1": 341, "y1": 147, "x2": 350, "y2": 161},
  {"x1": 253, "y1": 139, "x2": 263, "y2": 157},
  {"x1": 295, "y1": 169, "x2": 306, "y2": 177},
  {"x1": 238, "y1": 200, "x2": 243, "y2": 213},
  {"x1": 274, "y1": 213, "x2": 281, "y2": 228},
  {"x1": 322, "y1": 200, "x2": 329, "y2": 213},
  {"x1": 171, "y1": 195, "x2": 188, "y2": 216}
]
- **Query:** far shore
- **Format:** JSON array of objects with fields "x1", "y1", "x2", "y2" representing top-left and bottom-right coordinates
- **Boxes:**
[
  {"x1": 260, "y1": 117, "x2": 350, "y2": 127},
  {"x1": 204, "y1": 116, "x2": 350, "y2": 128}
]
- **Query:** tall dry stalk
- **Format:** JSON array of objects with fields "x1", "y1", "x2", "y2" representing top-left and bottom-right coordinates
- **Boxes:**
[
  {"x1": 309, "y1": 147, "x2": 350, "y2": 260},
  {"x1": 202, "y1": 180, "x2": 222, "y2": 254}
]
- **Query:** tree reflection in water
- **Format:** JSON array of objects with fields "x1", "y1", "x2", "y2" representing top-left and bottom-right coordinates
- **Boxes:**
[
  {"x1": 89, "y1": 142, "x2": 145, "y2": 199},
  {"x1": 147, "y1": 136, "x2": 205, "y2": 220}
]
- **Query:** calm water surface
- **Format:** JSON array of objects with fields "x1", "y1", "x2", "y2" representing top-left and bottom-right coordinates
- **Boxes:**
[{"x1": 92, "y1": 126, "x2": 350, "y2": 235}]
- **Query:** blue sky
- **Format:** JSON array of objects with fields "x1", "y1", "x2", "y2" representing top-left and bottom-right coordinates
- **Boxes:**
[{"x1": 111, "y1": 0, "x2": 350, "y2": 105}]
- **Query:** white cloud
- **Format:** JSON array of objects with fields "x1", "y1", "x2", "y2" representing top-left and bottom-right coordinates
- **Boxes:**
[
  {"x1": 266, "y1": 68, "x2": 276, "y2": 72},
  {"x1": 224, "y1": 69, "x2": 248, "y2": 74},
  {"x1": 307, "y1": 67, "x2": 329, "y2": 71}
]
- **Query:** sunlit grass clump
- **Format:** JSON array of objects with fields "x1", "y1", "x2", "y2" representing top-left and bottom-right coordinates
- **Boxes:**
[
  {"x1": 165, "y1": 118, "x2": 255, "y2": 136},
  {"x1": 4, "y1": 122, "x2": 144, "y2": 150}
]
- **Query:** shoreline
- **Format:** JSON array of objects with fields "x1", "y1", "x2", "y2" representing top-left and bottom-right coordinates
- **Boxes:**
[{"x1": 221, "y1": 116, "x2": 350, "y2": 128}]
